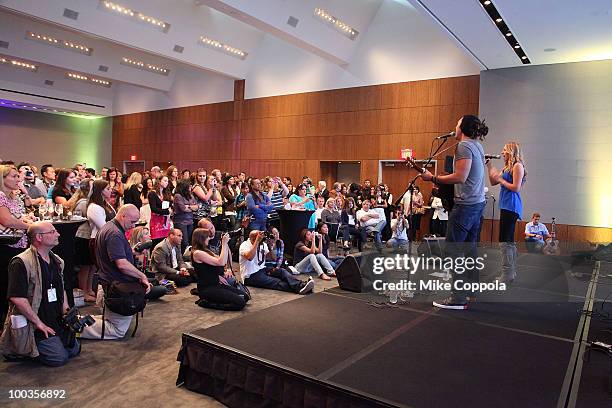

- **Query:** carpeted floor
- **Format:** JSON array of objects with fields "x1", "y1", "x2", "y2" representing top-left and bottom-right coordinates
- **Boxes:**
[{"x1": 0, "y1": 273, "x2": 338, "y2": 408}]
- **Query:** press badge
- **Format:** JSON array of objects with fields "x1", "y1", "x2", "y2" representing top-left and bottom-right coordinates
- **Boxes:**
[{"x1": 47, "y1": 286, "x2": 57, "y2": 302}]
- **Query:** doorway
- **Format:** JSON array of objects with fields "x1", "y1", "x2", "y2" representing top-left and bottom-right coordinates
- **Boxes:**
[{"x1": 319, "y1": 161, "x2": 361, "y2": 189}]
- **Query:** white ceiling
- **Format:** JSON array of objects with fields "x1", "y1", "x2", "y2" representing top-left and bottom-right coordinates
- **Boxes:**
[{"x1": 0, "y1": 0, "x2": 610, "y2": 117}]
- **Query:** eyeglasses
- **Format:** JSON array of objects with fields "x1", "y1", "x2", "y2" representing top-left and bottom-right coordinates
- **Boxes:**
[{"x1": 38, "y1": 230, "x2": 58, "y2": 235}]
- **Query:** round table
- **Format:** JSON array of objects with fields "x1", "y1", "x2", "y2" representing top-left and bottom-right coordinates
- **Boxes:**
[{"x1": 53, "y1": 218, "x2": 86, "y2": 307}]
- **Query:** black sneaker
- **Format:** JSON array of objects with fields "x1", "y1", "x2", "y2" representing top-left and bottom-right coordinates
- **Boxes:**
[
  {"x1": 298, "y1": 278, "x2": 315, "y2": 295},
  {"x1": 432, "y1": 296, "x2": 468, "y2": 310}
]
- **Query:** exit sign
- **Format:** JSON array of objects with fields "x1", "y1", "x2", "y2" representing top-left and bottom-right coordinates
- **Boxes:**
[{"x1": 130, "y1": 155, "x2": 137, "y2": 160}]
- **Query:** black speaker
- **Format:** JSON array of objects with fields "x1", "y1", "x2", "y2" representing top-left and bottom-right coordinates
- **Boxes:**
[
  {"x1": 417, "y1": 236, "x2": 445, "y2": 258},
  {"x1": 336, "y1": 253, "x2": 375, "y2": 293}
]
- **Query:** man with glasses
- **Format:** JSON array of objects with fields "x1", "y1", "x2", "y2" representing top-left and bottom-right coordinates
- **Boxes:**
[
  {"x1": 80, "y1": 204, "x2": 151, "y2": 340},
  {"x1": 2, "y1": 222, "x2": 79, "y2": 366}
]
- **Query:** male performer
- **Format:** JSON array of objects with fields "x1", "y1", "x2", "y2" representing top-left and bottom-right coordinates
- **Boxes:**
[{"x1": 420, "y1": 115, "x2": 488, "y2": 310}]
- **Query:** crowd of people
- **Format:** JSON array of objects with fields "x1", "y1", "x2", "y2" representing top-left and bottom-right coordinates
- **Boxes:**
[{"x1": 0, "y1": 113, "x2": 546, "y2": 365}]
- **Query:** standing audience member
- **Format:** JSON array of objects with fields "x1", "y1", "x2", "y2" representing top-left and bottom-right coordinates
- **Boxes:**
[
  {"x1": 221, "y1": 175, "x2": 239, "y2": 230},
  {"x1": 246, "y1": 178, "x2": 274, "y2": 232},
  {"x1": 35, "y1": 164, "x2": 55, "y2": 198},
  {"x1": 52, "y1": 168, "x2": 78, "y2": 211},
  {"x1": 148, "y1": 175, "x2": 172, "y2": 248},
  {"x1": 289, "y1": 184, "x2": 315, "y2": 210},
  {"x1": 166, "y1": 165, "x2": 179, "y2": 194},
  {"x1": 80, "y1": 205, "x2": 151, "y2": 339},
  {"x1": 2, "y1": 222, "x2": 79, "y2": 366},
  {"x1": 265, "y1": 176, "x2": 289, "y2": 230},
  {"x1": 124, "y1": 172, "x2": 143, "y2": 209},
  {"x1": 105, "y1": 167, "x2": 124, "y2": 210},
  {"x1": 87, "y1": 180, "x2": 116, "y2": 241},
  {"x1": 429, "y1": 187, "x2": 448, "y2": 237},
  {"x1": 0, "y1": 165, "x2": 33, "y2": 325},
  {"x1": 73, "y1": 181, "x2": 96, "y2": 302},
  {"x1": 191, "y1": 169, "x2": 213, "y2": 228},
  {"x1": 17, "y1": 163, "x2": 45, "y2": 206},
  {"x1": 173, "y1": 179, "x2": 198, "y2": 251},
  {"x1": 191, "y1": 228, "x2": 246, "y2": 311}
]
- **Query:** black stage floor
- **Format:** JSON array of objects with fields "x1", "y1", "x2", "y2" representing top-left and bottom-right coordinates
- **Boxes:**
[{"x1": 177, "y1": 251, "x2": 612, "y2": 408}]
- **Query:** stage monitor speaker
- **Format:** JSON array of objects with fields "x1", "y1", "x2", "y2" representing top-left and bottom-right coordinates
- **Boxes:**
[{"x1": 336, "y1": 253, "x2": 374, "y2": 293}]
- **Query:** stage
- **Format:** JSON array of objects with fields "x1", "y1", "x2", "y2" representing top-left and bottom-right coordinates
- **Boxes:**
[{"x1": 176, "y1": 250, "x2": 612, "y2": 407}]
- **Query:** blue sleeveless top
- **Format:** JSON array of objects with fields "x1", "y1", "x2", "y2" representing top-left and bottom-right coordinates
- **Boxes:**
[{"x1": 499, "y1": 169, "x2": 522, "y2": 219}]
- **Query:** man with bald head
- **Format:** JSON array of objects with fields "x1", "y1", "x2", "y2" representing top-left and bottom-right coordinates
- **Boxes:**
[
  {"x1": 239, "y1": 230, "x2": 314, "y2": 294},
  {"x1": 2, "y1": 222, "x2": 80, "y2": 366},
  {"x1": 80, "y1": 204, "x2": 151, "y2": 340}
]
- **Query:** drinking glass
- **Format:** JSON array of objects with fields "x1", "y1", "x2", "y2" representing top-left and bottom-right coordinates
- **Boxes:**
[
  {"x1": 54, "y1": 204, "x2": 63, "y2": 220},
  {"x1": 74, "y1": 208, "x2": 82, "y2": 218},
  {"x1": 39, "y1": 203, "x2": 48, "y2": 220}
]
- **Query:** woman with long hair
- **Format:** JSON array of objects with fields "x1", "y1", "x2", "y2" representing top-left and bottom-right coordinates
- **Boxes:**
[
  {"x1": 128, "y1": 226, "x2": 167, "y2": 301},
  {"x1": 52, "y1": 168, "x2": 79, "y2": 210},
  {"x1": 87, "y1": 179, "x2": 116, "y2": 239},
  {"x1": 173, "y1": 179, "x2": 198, "y2": 251},
  {"x1": 166, "y1": 165, "x2": 179, "y2": 194},
  {"x1": 487, "y1": 141, "x2": 525, "y2": 283},
  {"x1": 0, "y1": 164, "x2": 33, "y2": 324},
  {"x1": 288, "y1": 184, "x2": 315, "y2": 210},
  {"x1": 340, "y1": 197, "x2": 362, "y2": 251},
  {"x1": 124, "y1": 172, "x2": 143, "y2": 209},
  {"x1": 148, "y1": 175, "x2": 172, "y2": 248},
  {"x1": 191, "y1": 228, "x2": 246, "y2": 311},
  {"x1": 293, "y1": 228, "x2": 335, "y2": 280},
  {"x1": 191, "y1": 168, "x2": 214, "y2": 228},
  {"x1": 105, "y1": 167, "x2": 124, "y2": 209},
  {"x1": 141, "y1": 177, "x2": 154, "y2": 206},
  {"x1": 74, "y1": 180, "x2": 95, "y2": 302}
]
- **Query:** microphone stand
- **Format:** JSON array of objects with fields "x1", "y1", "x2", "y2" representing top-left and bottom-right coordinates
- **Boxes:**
[{"x1": 489, "y1": 194, "x2": 496, "y2": 247}]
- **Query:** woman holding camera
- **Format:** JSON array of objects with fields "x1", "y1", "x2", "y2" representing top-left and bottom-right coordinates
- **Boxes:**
[
  {"x1": 191, "y1": 228, "x2": 246, "y2": 311},
  {"x1": 127, "y1": 226, "x2": 167, "y2": 301},
  {"x1": 289, "y1": 184, "x2": 316, "y2": 210},
  {"x1": 316, "y1": 222, "x2": 344, "y2": 269},
  {"x1": 293, "y1": 228, "x2": 335, "y2": 280}
]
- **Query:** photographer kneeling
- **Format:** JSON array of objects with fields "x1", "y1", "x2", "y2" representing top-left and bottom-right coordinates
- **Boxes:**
[{"x1": 2, "y1": 222, "x2": 81, "y2": 366}]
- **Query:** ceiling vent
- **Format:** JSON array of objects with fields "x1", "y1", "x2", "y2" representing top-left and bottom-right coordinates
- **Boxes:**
[
  {"x1": 287, "y1": 16, "x2": 299, "y2": 28},
  {"x1": 63, "y1": 8, "x2": 79, "y2": 20},
  {"x1": 98, "y1": 65, "x2": 109, "y2": 72},
  {"x1": 44, "y1": 80, "x2": 54, "y2": 86},
  {"x1": 173, "y1": 44, "x2": 184, "y2": 53},
  {"x1": 0, "y1": 41, "x2": 8, "y2": 49}
]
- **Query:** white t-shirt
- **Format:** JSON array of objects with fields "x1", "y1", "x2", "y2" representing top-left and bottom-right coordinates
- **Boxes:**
[
  {"x1": 356, "y1": 209, "x2": 381, "y2": 227},
  {"x1": 391, "y1": 218, "x2": 408, "y2": 240},
  {"x1": 239, "y1": 240, "x2": 269, "y2": 279},
  {"x1": 431, "y1": 197, "x2": 449, "y2": 221}
]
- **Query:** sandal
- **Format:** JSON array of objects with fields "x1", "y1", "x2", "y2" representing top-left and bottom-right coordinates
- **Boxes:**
[{"x1": 319, "y1": 273, "x2": 332, "y2": 281}]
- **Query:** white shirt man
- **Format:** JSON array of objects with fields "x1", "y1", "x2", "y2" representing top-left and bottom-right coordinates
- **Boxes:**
[{"x1": 356, "y1": 200, "x2": 386, "y2": 249}]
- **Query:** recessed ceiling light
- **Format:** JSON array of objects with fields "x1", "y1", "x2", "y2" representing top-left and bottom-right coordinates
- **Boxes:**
[
  {"x1": 484, "y1": 0, "x2": 491, "y2": 5},
  {"x1": 0, "y1": 55, "x2": 38, "y2": 71},
  {"x1": 495, "y1": 18, "x2": 503, "y2": 23},
  {"x1": 121, "y1": 57, "x2": 170, "y2": 75},
  {"x1": 505, "y1": 32, "x2": 512, "y2": 37},
  {"x1": 521, "y1": 56, "x2": 527, "y2": 60},
  {"x1": 314, "y1": 8, "x2": 359, "y2": 40},
  {"x1": 198, "y1": 36, "x2": 247, "y2": 60},
  {"x1": 514, "y1": 45, "x2": 520, "y2": 49},
  {"x1": 100, "y1": 1, "x2": 170, "y2": 32},
  {"x1": 26, "y1": 31, "x2": 93, "y2": 55},
  {"x1": 66, "y1": 71, "x2": 111, "y2": 87}
]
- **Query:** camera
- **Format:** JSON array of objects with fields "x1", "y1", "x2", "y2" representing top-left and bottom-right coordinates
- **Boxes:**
[
  {"x1": 261, "y1": 230, "x2": 274, "y2": 240},
  {"x1": 133, "y1": 240, "x2": 153, "y2": 253},
  {"x1": 25, "y1": 170, "x2": 34, "y2": 178},
  {"x1": 63, "y1": 306, "x2": 95, "y2": 333}
]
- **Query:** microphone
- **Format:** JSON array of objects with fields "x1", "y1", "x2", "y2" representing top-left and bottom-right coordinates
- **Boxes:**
[
  {"x1": 485, "y1": 154, "x2": 501, "y2": 160},
  {"x1": 435, "y1": 131, "x2": 455, "y2": 140}
]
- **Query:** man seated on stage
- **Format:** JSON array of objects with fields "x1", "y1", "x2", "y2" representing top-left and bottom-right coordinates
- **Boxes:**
[
  {"x1": 239, "y1": 230, "x2": 314, "y2": 295},
  {"x1": 356, "y1": 200, "x2": 386, "y2": 251},
  {"x1": 524, "y1": 212, "x2": 551, "y2": 253},
  {"x1": 2, "y1": 222, "x2": 79, "y2": 366},
  {"x1": 151, "y1": 228, "x2": 194, "y2": 287}
]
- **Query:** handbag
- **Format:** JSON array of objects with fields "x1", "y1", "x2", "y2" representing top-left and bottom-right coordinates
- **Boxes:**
[
  {"x1": 149, "y1": 213, "x2": 170, "y2": 240},
  {"x1": 233, "y1": 280, "x2": 251, "y2": 302},
  {"x1": 104, "y1": 281, "x2": 146, "y2": 316}
]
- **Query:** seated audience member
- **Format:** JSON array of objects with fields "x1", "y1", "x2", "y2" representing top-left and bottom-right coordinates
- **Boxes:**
[
  {"x1": 340, "y1": 197, "x2": 362, "y2": 251},
  {"x1": 524, "y1": 212, "x2": 551, "y2": 252},
  {"x1": 17, "y1": 162, "x2": 45, "y2": 206},
  {"x1": 321, "y1": 198, "x2": 341, "y2": 224},
  {"x1": 128, "y1": 226, "x2": 167, "y2": 301},
  {"x1": 316, "y1": 180, "x2": 329, "y2": 201},
  {"x1": 2, "y1": 222, "x2": 79, "y2": 366},
  {"x1": 387, "y1": 209, "x2": 409, "y2": 250},
  {"x1": 52, "y1": 168, "x2": 78, "y2": 211},
  {"x1": 357, "y1": 200, "x2": 386, "y2": 251},
  {"x1": 264, "y1": 227, "x2": 285, "y2": 272},
  {"x1": 80, "y1": 205, "x2": 152, "y2": 340},
  {"x1": 240, "y1": 230, "x2": 314, "y2": 294},
  {"x1": 123, "y1": 172, "x2": 143, "y2": 209},
  {"x1": 35, "y1": 164, "x2": 55, "y2": 198},
  {"x1": 191, "y1": 228, "x2": 246, "y2": 311},
  {"x1": 289, "y1": 184, "x2": 315, "y2": 210},
  {"x1": 317, "y1": 222, "x2": 344, "y2": 269},
  {"x1": 151, "y1": 229, "x2": 194, "y2": 287},
  {"x1": 293, "y1": 228, "x2": 335, "y2": 280},
  {"x1": 308, "y1": 196, "x2": 326, "y2": 229}
]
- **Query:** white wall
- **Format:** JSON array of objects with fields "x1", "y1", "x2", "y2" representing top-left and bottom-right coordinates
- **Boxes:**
[
  {"x1": 244, "y1": 0, "x2": 480, "y2": 98},
  {"x1": 480, "y1": 60, "x2": 612, "y2": 228},
  {"x1": 112, "y1": 66, "x2": 235, "y2": 115}
]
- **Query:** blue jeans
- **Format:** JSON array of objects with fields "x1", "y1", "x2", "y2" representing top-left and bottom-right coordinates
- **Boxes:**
[
  {"x1": 36, "y1": 334, "x2": 80, "y2": 367},
  {"x1": 360, "y1": 219, "x2": 386, "y2": 248},
  {"x1": 245, "y1": 267, "x2": 303, "y2": 293},
  {"x1": 175, "y1": 222, "x2": 193, "y2": 254},
  {"x1": 445, "y1": 202, "x2": 486, "y2": 301}
]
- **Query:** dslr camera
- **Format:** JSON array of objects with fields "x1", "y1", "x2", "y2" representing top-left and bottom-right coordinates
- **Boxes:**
[{"x1": 63, "y1": 306, "x2": 95, "y2": 333}]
